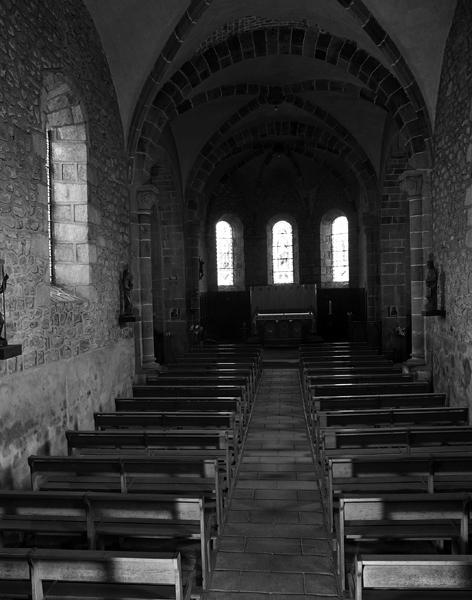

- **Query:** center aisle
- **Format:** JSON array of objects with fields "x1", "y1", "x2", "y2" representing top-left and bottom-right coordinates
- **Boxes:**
[{"x1": 205, "y1": 368, "x2": 341, "y2": 599}]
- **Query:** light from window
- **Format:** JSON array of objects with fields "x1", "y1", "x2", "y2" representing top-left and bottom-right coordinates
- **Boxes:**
[
  {"x1": 216, "y1": 220, "x2": 234, "y2": 286},
  {"x1": 46, "y1": 129, "x2": 55, "y2": 285},
  {"x1": 332, "y1": 216, "x2": 349, "y2": 282},
  {"x1": 272, "y1": 220, "x2": 294, "y2": 284}
]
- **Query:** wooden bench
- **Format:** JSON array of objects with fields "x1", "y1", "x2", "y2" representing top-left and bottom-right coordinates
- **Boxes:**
[
  {"x1": 300, "y1": 348, "x2": 382, "y2": 357},
  {"x1": 302, "y1": 359, "x2": 394, "y2": 371},
  {"x1": 303, "y1": 372, "x2": 414, "y2": 398},
  {"x1": 326, "y1": 453, "x2": 472, "y2": 532},
  {"x1": 352, "y1": 554, "x2": 472, "y2": 599},
  {"x1": 64, "y1": 429, "x2": 236, "y2": 489},
  {"x1": 132, "y1": 384, "x2": 247, "y2": 404},
  {"x1": 303, "y1": 364, "x2": 402, "y2": 375},
  {"x1": 163, "y1": 366, "x2": 257, "y2": 391},
  {"x1": 336, "y1": 492, "x2": 470, "y2": 590},
  {"x1": 0, "y1": 547, "x2": 194, "y2": 600},
  {"x1": 115, "y1": 397, "x2": 248, "y2": 425},
  {"x1": 309, "y1": 381, "x2": 431, "y2": 397},
  {"x1": 29, "y1": 455, "x2": 225, "y2": 531},
  {"x1": 0, "y1": 490, "x2": 212, "y2": 588},
  {"x1": 312, "y1": 407, "x2": 468, "y2": 451},
  {"x1": 309, "y1": 392, "x2": 447, "y2": 413},
  {"x1": 93, "y1": 410, "x2": 241, "y2": 443},
  {"x1": 306, "y1": 372, "x2": 412, "y2": 382},
  {"x1": 145, "y1": 375, "x2": 252, "y2": 403},
  {"x1": 321, "y1": 425, "x2": 472, "y2": 461}
]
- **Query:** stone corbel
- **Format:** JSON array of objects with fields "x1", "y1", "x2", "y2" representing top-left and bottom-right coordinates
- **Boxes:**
[
  {"x1": 399, "y1": 169, "x2": 432, "y2": 198},
  {"x1": 399, "y1": 170, "x2": 423, "y2": 198},
  {"x1": 137, "y1": 184, "x2": 159, "y2": 215}
]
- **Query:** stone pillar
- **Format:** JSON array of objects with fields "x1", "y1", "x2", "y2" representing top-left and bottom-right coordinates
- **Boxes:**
[
  {"x1": 185, "y1": 215, "x2": 201, "y2": 326},
  {"x1": 137, "y1": 184, "x2": 159, "y2": 371},
  {"x1": 399, "y1": 169, "x2": 432, "y2": 365}
]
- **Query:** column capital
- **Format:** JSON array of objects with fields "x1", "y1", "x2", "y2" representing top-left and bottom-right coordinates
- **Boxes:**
[
  {"x1": 399, "y1": 169, "x2": 431, "y2": 198},
  {"x1": 137, "y1": 184, "x2": 159, "y2": 214}
]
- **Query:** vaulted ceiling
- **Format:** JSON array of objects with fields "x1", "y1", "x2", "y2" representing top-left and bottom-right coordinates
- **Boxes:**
[{"x1": 83, "y1": 0, "x2": 457, "y2": 195}]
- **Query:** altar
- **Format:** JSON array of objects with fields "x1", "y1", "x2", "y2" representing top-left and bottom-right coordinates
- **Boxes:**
[{"x1": 250, "y1": 284, "x2": 317, "y2": 345}]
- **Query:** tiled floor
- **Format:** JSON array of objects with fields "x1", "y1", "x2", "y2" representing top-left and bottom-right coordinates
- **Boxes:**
[{"x1": 204, "y1": 368, "x2": 341, "y2": 599}]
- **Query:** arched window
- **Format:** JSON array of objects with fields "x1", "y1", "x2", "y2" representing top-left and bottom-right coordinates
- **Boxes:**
[
  {"x1": 42, "y1": 72, "x2": 92, "y2": 298},
  {"x1": 216, "y1": 220, "x2": 234, "y2": 287},
  {"x1": 320, "y1": 211, "x2": 349, "y2": 287},
  {"x1": 332, "y1": 216, "x2": 349, "y2": 282},
  {"x1": 272, "y1": 220, "x2": 294, "y2": 284}
]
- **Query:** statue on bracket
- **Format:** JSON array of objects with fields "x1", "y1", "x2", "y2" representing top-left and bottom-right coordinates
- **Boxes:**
[
  {"x1": 425, "y1": 253, "x2": 438, "y2": 312},
  {"x1": 119, "y1": 265, "x2": 137, "y2": 325},
  {"x1": 0, "y1": 258, "x2": 22, "y2": 359},
  {"x1": 0, "y1": 266, "x2": 9, "y2": 346},
  {"x1": 121, "y1": 266, "x2": 133, "y2": 315}
]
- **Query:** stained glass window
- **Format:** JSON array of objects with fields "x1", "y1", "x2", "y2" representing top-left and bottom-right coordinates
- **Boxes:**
[
  {"x1": 272, "y1": 220, "x2": 294, "y2": 284},
  {"x1": 332, "y1": 216, "x2": 349, "y2": 282},
  {"x1": 216, "y1": 220, "x2": 234, "y2": 286}
]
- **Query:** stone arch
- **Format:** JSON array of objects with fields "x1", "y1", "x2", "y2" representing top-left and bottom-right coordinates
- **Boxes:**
[
  {"x1": 186, "y1": 95, "x2": 377, "y2": 195},
  {"x1": 176, "y1": 79, "x2": 387, "y2": 120},
  {"x1": 187, "y1": 120, "x2": 377, "y2": 200},
  {"x1": 132, "y1": 22, "x2": 431, "y2": 163},
  {"x1": 40, "y1": 71, "x2": 95, "y2": 300}
]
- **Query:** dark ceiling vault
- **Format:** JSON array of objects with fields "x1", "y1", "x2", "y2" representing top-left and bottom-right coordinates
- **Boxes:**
[{"x1": 83, "y1": 0, "x2": 457, "y2": 197}]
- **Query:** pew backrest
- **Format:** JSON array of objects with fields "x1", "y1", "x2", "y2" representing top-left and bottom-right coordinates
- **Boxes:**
[{"x1": 353, "y1": 554, "x2": 472, "y2": 600}]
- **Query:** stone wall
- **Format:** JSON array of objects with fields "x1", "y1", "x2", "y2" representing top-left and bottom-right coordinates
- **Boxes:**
[
  {"x1": 0, "y1": 0, "x2": 134, "y2": 485},
  {"x1": 429, "y1": 0, "x2": 472, "y2": 407}
]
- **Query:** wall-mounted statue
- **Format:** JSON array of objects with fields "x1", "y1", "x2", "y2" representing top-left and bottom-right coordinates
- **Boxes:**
[
  {"x1": 120, "y1": 266, "x2": 134, "y2": 315},
  {"x1": 199, "y1": 258, "x2": 204, "y2": 280},
  {"x1": 425, "y1": 253, "x2": 438, "y2": 312},
  {"x1": 0, "y1": 267, "x2": 9, "y2": 346}
]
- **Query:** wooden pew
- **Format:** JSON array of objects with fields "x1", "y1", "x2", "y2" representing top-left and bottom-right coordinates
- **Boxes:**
[
  {"x1": 186, "y1": 349, "x2": 262, "y2": 364},
  {"x1": 305, "y1": 372, "x2": 411, "y2": 384},
  {"x1": 303, "y1": 364, "x2": 402, "y2": 375},
  {"x1": 64, "y1": 429, "x2": 236, "y2": 490},
  {"x1": 29, "y1": 455, "x2": 225, "y2": 531},
  {"x1": 163, "y1": 365, "x2": 257, "y2": 387},
  {"x1": 300, "y1": 348, "x2": 381, "y2": 357},
  {"x1": 309, "y1": 392, "x2": 447, "y2": 413},
  {"x1": 352, "y1": 554, "x2": 472, "y2": 599},
  {"x1": 115, "y1": 397, "x2": 248, "y2": 426},
  {"x1": 93, "y1": 411, "x2": 240, "y2": 442},
  {"x1": 336, "y1": 492, "x2": 470, "y2": 590},
  {"x1": 312, "y1": 407, "x2": 468, "y2": 450},
  {"x1": 0, "y1": 490, "x2": 212, "y2": 588},
  {"x1": 302, "y1": 359, "x2": 394, "y2": 370},
  {"x1": 0, "y1": 548, "x2": 194, "y2": 600},
  {"x1": 325, "y1": 453, "x2": 472, "y2": 532},
  {"x1": 321, "y1": 425, "x2": 472, "y2": 461},
  {"x1": 303, "y1": 372, "x2": 414, "y2": 398},
  {"x1": 309, "y1": 381, "x2": 431, "y2": 397},
  {"x1": 145, "y1": 375, "x2": 252, "y2": 403},
  {"x1": 132, "y1": 384, "x2": 247, "y2": 404}
]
